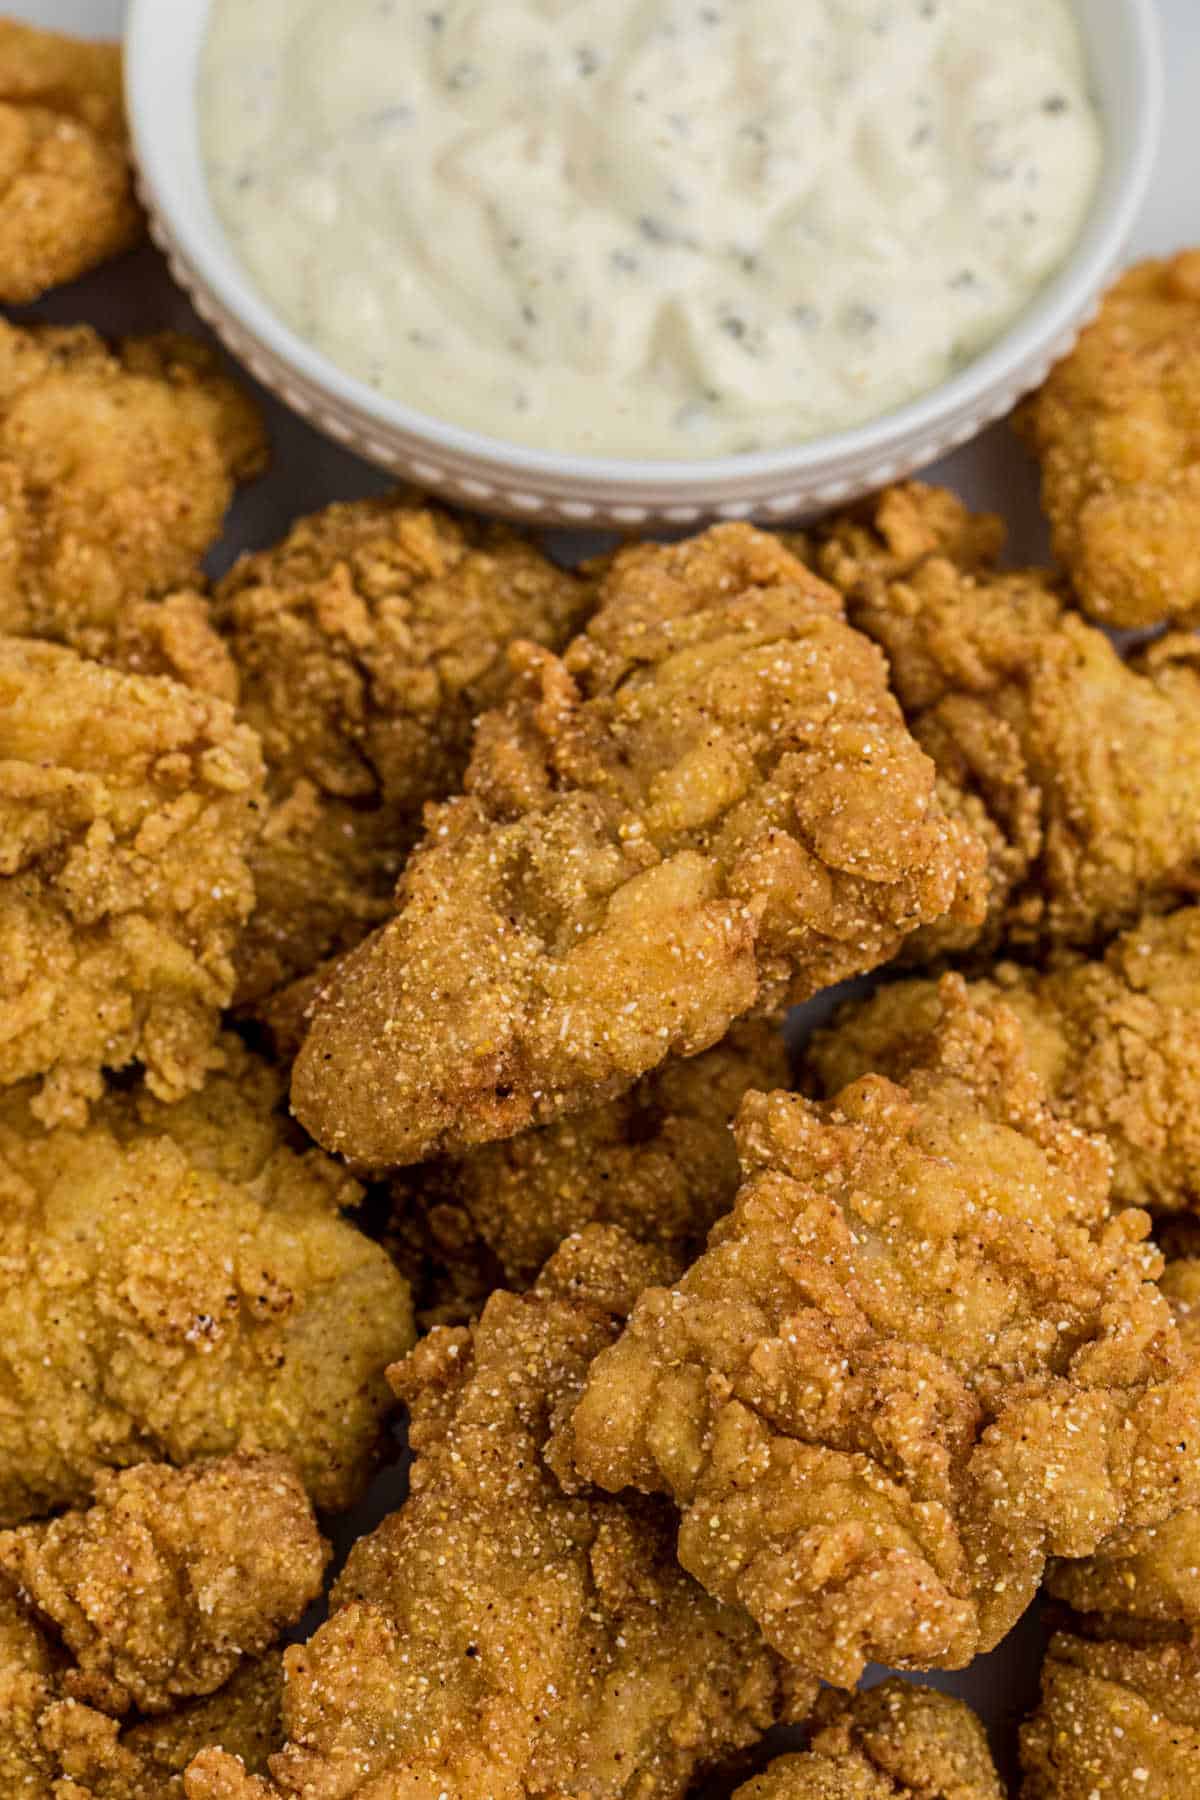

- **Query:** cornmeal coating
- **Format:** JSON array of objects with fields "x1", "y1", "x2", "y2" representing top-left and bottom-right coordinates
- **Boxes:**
[
  {"x1": 185, "y1": 1228, "x2": 807, "y2": 1800},
  {"x1": 388, "y1": 1018, "x2": 790, "y2": 1323},
  {"x1": 293, "y1": 524, "x2": 983, "y2": 1168},
  {"x1": 0, "y1": 1456, "x2": 326, "y2": 1716},
  {"x1": 0, "y1": 20, "x2": 142, "y2": 304},
  {"x1": 0, "y1": 639, "x2": 265, "y2": 1127},
  {"x1": 0, "y1": 1038, "x2": 414, "y2": 1521},
  {"x1": 213, "y1": 494, "x2": 589, "y2": 1002},
  {"x1": 0, "y1": 322, "x2": 266, "y2": 657},
  {"x1": 1016, "y1": 251, "x2": 1200, "y2": 629},
  {"x1": 566, "y1": 986, "x2": 1200, "y2": 1688},
  {"x1": 807, "y1": 909, "x2": 1200, "y2": 1216},
  {"x1": 733, "y1": 1682, "x2": 1003, "y2": 1800},
  {"x1": 1041, "y1": 1256, "x2": 1200, "y2": 1641},
  {"x1": 1, "y1": 1641, "x2": 283, "y2": 1799},
  {"x1": 1021, "y1": 1633, "x2": 1200, "y2": 1799},
  {"x1": 801, "y1": 485, "x2": 1200, "y2": 958}
]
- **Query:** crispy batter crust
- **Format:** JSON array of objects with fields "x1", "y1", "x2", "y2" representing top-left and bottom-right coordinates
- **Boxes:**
[
  {"x1": 213, "y1": 494, "x2": 590, "y2": 1002},
  {"x1": 1017, "y1": 252, "x2": 1200, "y2": 628},
  {"x1": 0, "y1": 1038, "x2": 413, "y2": 1520},
  {"x1": 807, "y1": 910, "x2": 1200, "y2": 1216},
  {"x1": 0, "y1": 20, "x2": 142, "y2": 303},
  {"x1": 0, "y1": 639, "x2": 265, "y2": 1126},
  {"x1": 801, "y1": 483, "x2": 1200, "y2": 957},
  {"x1": 567, "y1": 983, "x2": 1200, "y2": 1686},
  {"x1": 185, "y1": 1228, "x2": 806, "y2": 1800},
  {"x1": 293, "y1": 524, "x2": 983, "y2": 1167}
]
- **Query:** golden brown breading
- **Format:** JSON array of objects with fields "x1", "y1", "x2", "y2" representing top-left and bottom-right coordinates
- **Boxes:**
[
  {"x1": 1040, "y1": 1256, "x2": 1200, "y2": 1639},
  {"x1": 802, "y1": 485, "x2": 1200, "y2": 958},
  {"x1": 388, "y1": 1018, "x2": 790, "y2": 1324},
  {"x1": 3, "y1": 1649, "x2": 284, "y2": 1799},
  {"x1": 1021, "y1": 1633, "x2": 1200, "y2": 1799},
  {"x1": 806, "y1": 909, "x2": 1200, "y2": 1216},
  {"x1": 1016, "y1": 251, "x2": 1200, "y2": 629},
  {"x1": 0, "y1": 1457, "x2": 326, "y2": 1716},
  {"x1": 733, "y1": 1682, "x2": 1004, "y2": 1800},
  {"x1": 292, "y1": 524, "x2": 984, "y2": 1168},
  {"x1": 566, "y1": 984, "x2": 1200, "y2": 1688},
  {"x1": 185, "y1": 1227, "x2": 809, "y2": 1800},
  {"x1": 213, "y1": 495, "x2": 590, "y2": 1002},
  {"x1": 0, "y1": 20, "x2": 142, "y2": 304},
  {"x1": 0, "y1": 322, "x2": 266, "y2": 658},
  {"x1": 106, "y1": 592, "x2": 240, "y2": 705},
  {"x1": 0, "y1": 1037, "x2": 413, "y2": 1522},
  {"x1": 0, "y1": 639, "x2": 265, "y2": 1127}
]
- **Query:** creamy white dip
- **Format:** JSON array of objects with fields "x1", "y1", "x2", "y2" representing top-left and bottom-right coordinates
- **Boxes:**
[{"x1": 201, "y1": 0, "x2": 1103, "y2": 461}]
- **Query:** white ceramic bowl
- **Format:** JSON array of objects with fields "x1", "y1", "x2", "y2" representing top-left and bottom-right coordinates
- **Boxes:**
[{"x1": 126, "y1": 0, "x2": 1162, "y2": 530}]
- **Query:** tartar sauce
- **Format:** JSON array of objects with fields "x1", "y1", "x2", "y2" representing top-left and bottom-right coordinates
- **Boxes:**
[{"x1": 201, "y1": 0, "x2": 1103, "y2": 461}]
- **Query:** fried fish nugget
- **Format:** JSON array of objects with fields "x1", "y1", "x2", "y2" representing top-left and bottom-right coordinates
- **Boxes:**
[
  {"x1": 807, "y1": 910, "x2": 1200, "y2": 1216},
  {"x1": 388, "y1": 1018, "x2": 790, "y2": 1323},
  {"x1": 212, "y1": 494, "x2": 590, "y2": 1002},
  {"x1": 803, "y1": 487, "x2": 1200, "y2": 958},
  {"x1": 0, "y1": 322, "x2": 266, "y2": 658},
  {"x1": 3, "y1": 1649, "x2": 284, "y2": 1799},
  {"x1": 0, "y1": 640, "x2": 265, "y2": 1127},
  {"x1": 0, "y1": 1037, "x2": 413, "y2": 1521},
  {"x1": 0, "y1": 1456, "x2": 327, "y2": 1716},
  {"x1": 185, "y1": 1228, "x2": 807, "y2": 1800},
  {"x1": 1017, "y1": 252, "x2": 1200, "y2": 628},
  {"x1": 733, "y1": 1682, "x2": 1004, "y2": 1800},
  {"x1": 0, "y1": 19, "x2": 142, "y2": 304},
  {"x1": 293, "y1": 524, "x2": 983, "y2": 1168},
  {"x1": 1021, "y1": 1634, "x2": 1200, "y2": 1800},
  {"x1": 567, "y1": 986, "x2": 1200, "y2": 1687}
]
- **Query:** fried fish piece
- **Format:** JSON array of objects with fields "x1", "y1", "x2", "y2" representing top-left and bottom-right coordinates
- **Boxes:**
[
  {"x1": 0, "y1": 19, "x2": 142, "y2": 304},
  {"x1": 566, "y1": 985, "x2": 1200, "y2": 1688},
  {"x1": 2, "y1": 1642, "x2": 284, "y2": 1799},
  {"x1": 0, "y1": 322, "x2": 266, "y2": 658},
  {"x1": 388, "y1": 1018, "x2": 790, "y2": 1324},
  {"x1": 806, "y1": 909, "x2": 1200, "y2": 1216},
  {"x1": 1040, "y1": 1256, "x2": 1200, "y2": 1640},
  {"x1": 0, "y1": 1456, "x2": 327, "y2": 1716},
  {"x1": 0, "y1": 1037, "x2": 413, "y2": 1522},
  {"x1": 212, "y1": 494, "x2": 590, "y2": 1002},
  {"x1": 1021, "y1": 1633, "x2": 1200, "y2": 1799},
  {"x1": 293, "y1": 524, "x2": 984, "y2": 1168},
  {"x1": 1016, "y1": 251, "x2": 1200, "y2": 629},
  {"x1": 0, "y1": 639, "x2": 265, "y2": 1127},
  {"x1": 185, "y1": 1228, "x2": 808, "y2": 1800},
  {"x1": 801, "y1": 486, "x2": 1200, "y2": 959},
  {"x1": 733, "y1": 1681, "x2": 1004, "y2": 1800}
]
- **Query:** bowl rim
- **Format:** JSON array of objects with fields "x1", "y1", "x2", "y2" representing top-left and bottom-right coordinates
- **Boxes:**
[{"x1": 126, "y1": 0, "x2": 1164, "y2": 493}]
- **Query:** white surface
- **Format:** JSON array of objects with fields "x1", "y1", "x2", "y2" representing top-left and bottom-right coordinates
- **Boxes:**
[
  {"x1": 5, "y1": 0, "x2": 1199, "y2": 1786},
  {"x1": 125, "y1": 0, "x2": 1159, "y2": 526}
]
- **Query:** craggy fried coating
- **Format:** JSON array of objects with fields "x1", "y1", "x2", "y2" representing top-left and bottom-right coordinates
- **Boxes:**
[
  {"x1": 1041, "y1": 1257, "x2": 1200, "y2": 1639},
  {"x1": 2, "y1": 1645, "x2": 283, "y2": 1799},
  {"x1": 388, "y1": 1018, "x2": 790, "y2": 1324},
  {"x1": 800, "y1": 484, "x2": 1200, "y2": 958},
  {"x1": 733, "y1": 1682, "x2": 1004, "y2": 1800},
  {"x1": 1016, "y1": 252, "x2": 1200, "y2": 629},
  {"x1": 212, "y1": 494, "x2": 590, "y2": 1002},
  {"x1": 0, "y1": 20, "x2": 142, "y2": 304},
  {"x1": 0, "y1": 322, "x2": 266, "y2": 657},
  {"x1": 806, "y1": 909, "x2": 1200, "y2": 1216},
  {"x1": 566, "y1": 985, "x2": 1200, "y2": 1688},
  {"x1": 1021, "y1": 1633, "x2": 1200, "y2": 1799},
  {"x1": 0, "y1": 1036, "x2": 413, "y2": 1521},
  {"x1": 293, "y1": 524, "x2": 984, "y2": 1168},
  {"x1": 0, "y1": 639, "x2": 265, "y2": 1127},
  {"x1": 0, "y1": 1456, "x2": 327, "y2": 1715},
  {"x1": 185, "y1": 1228, "x2": 808, "y2": 1800}
]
